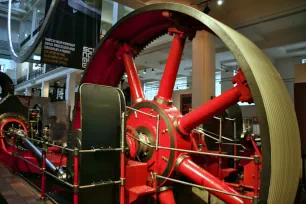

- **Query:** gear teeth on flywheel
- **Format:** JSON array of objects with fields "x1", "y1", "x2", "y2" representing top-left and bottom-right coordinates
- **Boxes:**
[{"x1": 134, "y1": 31, "x2": 168, "y2": 58}]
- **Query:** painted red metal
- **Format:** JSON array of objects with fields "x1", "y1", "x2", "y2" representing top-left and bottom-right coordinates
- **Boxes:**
[
  {"x1": 41, "y1": 148, "x2": 46, "y2": 199},
  {"x1": 232, "y1": 69, "x2": 253, "y2": 103},
  {"x1": 118, "y1": 44, "x2": 144, "y2": 102},
  {"x1": 254, "y1": 161, "x2": 259, "y2": 196},
  {"x1": 218, "y1": 144, "x2": 222, "y2": 179},
  {"x1": 120, "y1": 152, "x2": 125, "y2": 204},
  {"x1": 73, "y1": 150, "x2": 79, "y2": 204},
  {"x1": 156, "y1": 31, "x2": 186, "y2": 103},
  {"x1": 177, "y1": 69, "x2": 252, "y2": 135},
  {"x1": 126, "y1": 127, "x2": 138, "y2": 159},
  {"x1": 176, "y1": 156, "x2": 244, "y2": 204},
  {"x1": 125, "y1": 160, "x2": 155, "y2": 203},
  {"x1": 177, "y1": 86, "x2": 242, "y2": 135},
  {"x1": 158, "y1": 188, "x2": 176, "y2": 204},
  {"x1": 126, "y1": 102, "x2": 191, "y2": 188}
]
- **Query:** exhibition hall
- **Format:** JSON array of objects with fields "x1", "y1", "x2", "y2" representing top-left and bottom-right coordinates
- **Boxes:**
[{"x1": 0, "y1": 0, "x2": 305, "y2": 203}]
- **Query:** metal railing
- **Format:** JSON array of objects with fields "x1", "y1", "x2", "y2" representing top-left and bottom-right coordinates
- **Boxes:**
[
  {"x1": 4, "y1": 112, "x2": 126, "y2": 204},
  {"x1": 29, "y1": 67, "x2": 44, "y2": 80},
  {"x1": 17, "y1": 75, "x2": 27, "y2": 84},
  {"x1": 126, "y1": 110, "x2": 260, "y2": 203},
  {"x1": 2, "y1": 109, "x2": 260, "y2": 204}
]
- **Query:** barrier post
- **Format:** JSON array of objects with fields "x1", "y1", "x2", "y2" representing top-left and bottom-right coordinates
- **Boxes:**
[
  {"x1": 40, "y1": 141, "x2": 47, "y2": 200},
  {"x1": 73, "y1": 147, "x2": 79, "y2": 204},
  {"x1": 253, "y1": 155, "x2": 260, "y2": 203}
]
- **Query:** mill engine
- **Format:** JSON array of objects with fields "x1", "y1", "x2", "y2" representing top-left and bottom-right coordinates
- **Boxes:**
[{"x1": 0, "y1": 3, "x2": 300, "y2": 204}]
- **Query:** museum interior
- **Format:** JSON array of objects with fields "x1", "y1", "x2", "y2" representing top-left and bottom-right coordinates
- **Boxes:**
[{"x1": 0, "y1": 0, "x2": 305, "y2": 203}]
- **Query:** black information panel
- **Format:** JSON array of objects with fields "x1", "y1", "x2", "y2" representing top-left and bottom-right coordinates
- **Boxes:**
[
  {"x1": 40, "y1": 0, "x2": 101, "y2": 69},
  {"x1": 79, "y1": 84, "x2": 125, "y2": 204}
]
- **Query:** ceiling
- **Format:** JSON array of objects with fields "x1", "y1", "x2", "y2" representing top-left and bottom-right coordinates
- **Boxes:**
[
  {"x1": 132, "y1": 2, "x2": 306, "y2": 82},
  {"x1": 1, "y1": 0, "x2": 306, "y2": 85}
]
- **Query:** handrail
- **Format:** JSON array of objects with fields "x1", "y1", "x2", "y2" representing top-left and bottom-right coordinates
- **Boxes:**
[
  {"x1": 126, "y1": 133, "x2": 253, "y2": 161},
  {"x1": 156, "y1": 175, "x2": 252, "y2": 200}
]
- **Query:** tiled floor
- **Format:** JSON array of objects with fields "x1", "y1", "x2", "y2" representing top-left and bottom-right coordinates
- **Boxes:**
[{"x1": 0, "y1": 162, "x2": 52, "y2": 204}]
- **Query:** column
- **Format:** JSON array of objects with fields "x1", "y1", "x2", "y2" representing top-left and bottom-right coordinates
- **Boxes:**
[
  {"x1": 25, "y1": 87, "x2": 32, "y2": 96},
  {"x1": 192, "y1": 30, "x2": 215, "y2": 109},
  {"x1": 221, "y1": 71, "x2": 234, "y2": 93},
  {"x1": 26, "y1": 65, "x2": 30, "y2": 80},
  {"x1": 112, "y1": 2, "x2": 125, "y2": 25},
  {"x1": 187, "y1": 75, "x2": 192, "y2": 88},
  {"x1": 65, "y1": 72, "x2": 77, "y2": 119},
  {"x1": 41, "y1": 81, "x2": 49, "y2": 97},
  {"x1": 43, "y1": 64, "x2": 47, "y2": 74}
]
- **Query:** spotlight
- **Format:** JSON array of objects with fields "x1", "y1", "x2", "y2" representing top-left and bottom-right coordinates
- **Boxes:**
[
  {"x1": 203, "y1": 4, "x2": 211, "y2": 14},
  {"x1": 152, "y1": 68, "x2": 155, "y2": 73},
  {"x1": 124, "y1": 73, "x2": 128, "y2": 78},
  {"x1": 217, "y1": 0, "x2": 223, "y2": 5},
  {"x1": 37, "y1": 10, "x2": 40, "y2": 13},
  {"x1": 143, "y1": 69, "x2": 146, "y2": 74}
]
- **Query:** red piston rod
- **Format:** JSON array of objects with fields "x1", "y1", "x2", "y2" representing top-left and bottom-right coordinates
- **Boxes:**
[
  {"x1": 176, "y1": 156, "x2": 244, "y2": 204},
  {"x1": 118, "y1": 44, "x2": 144, "y2": 102},
  {"x1": 158, "y1": 188, "x2": 176, "y2": 204},
  {"x1": 177, "y1": 69, "x2": 252, "y2": 135},
  {"x1": 155, "y1": 29, "x2": 187, "y2": 103}
]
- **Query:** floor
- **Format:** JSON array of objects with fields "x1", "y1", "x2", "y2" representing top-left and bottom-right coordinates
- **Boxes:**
[{"x1": 0, "y1": 162, "x2": 52, "y2": 204}]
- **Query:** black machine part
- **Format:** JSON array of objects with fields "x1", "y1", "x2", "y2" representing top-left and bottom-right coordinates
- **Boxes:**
[
  {"x1": 68, "y1": 84, "x2": 126, "y2": 204},
  {"x1": 0, "y1": 72, "x2": 14, "y2": 101}
]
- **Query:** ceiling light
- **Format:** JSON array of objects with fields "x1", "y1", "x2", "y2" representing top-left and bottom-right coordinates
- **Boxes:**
[
  {"x1": 217, "y1": 0, "x2": 223, "y2": 5},
  {"x1": 124, "y1": 73, "x2": 127, "y2": 78},
  {"x1": 37, "y1": 10, "x2": 40, "y2": 13},
  {"x1": 143, "y1": 69, "x2": 146, "y2": 74},
  {"x1": 25, "y1": 33, "x2": 28, "y2": 37}
]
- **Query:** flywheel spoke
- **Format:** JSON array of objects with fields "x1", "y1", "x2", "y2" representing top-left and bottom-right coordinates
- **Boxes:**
[
  {"x1": 175, "y1": 155, "x2": 244, "y2": 204},
  {"x1": 155, "y1": 29, "x2": 187, "y2": 103},
  {"x1": 119, "y1": 43, "x2": 145, "y2": 103},
  {"x1": 176, "y1": 69, "x2": 253, "y2": 135}
]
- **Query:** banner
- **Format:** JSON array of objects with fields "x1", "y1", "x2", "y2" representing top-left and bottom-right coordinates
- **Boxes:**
[{"x1": 40, "y1": 0, "x2": 101, "y2": 69}]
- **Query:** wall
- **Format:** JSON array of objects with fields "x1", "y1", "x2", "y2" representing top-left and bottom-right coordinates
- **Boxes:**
[
  {"x1": 16, "y1": 62, "x2": 29, "y2": 79},
  {"x1": 240, "y1": 105, "x2": 257, "y2": 119},
  {"x1": 295, "y1": 64, "x2": 306, "y2": 83},
  {"x1": 29, "y1": 96, "x2": 50, "y2": 126},
  {"x1": 0, "y1": 17, "x2": 20, "y2": 43},
  {"x1": 0, "y1": 58, "x2": 16, "y2": 71},
  {"x1": 275, "y1": 56, "x2": 306, "y2": 103},
  {"x1": 48, "y1": 101, "x2": 70, "y2": 123},
  {"x1": 172, "y1": 88, "x2": 191, "y2": 111}
]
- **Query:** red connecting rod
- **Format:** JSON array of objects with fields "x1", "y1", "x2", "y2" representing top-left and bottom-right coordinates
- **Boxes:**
[
  {"x1": 155, "y1": 29, "x2": 187, "y2": 103},
  {"x1": 177, "y1": 69, "x2": 252, "y2": 135},
  {"x1": 176, "y1": 155, "x2": 244, "y2": 204},
  {"x1": 118, "y1": 44, "x2": 144, "y2": 102}
]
